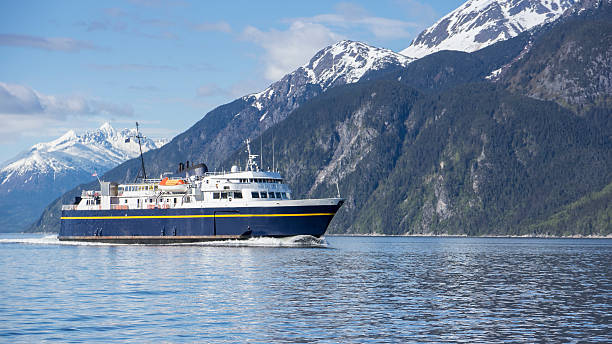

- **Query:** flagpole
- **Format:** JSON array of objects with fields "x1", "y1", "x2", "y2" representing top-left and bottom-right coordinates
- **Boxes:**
[{"x1": 93, "y1": 172, "x2": 101, "y2": 184}]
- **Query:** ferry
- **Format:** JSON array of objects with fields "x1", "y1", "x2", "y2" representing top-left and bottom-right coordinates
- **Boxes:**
[{"x1": 59, "y1": 131, "x2": 344, "y2": 244}]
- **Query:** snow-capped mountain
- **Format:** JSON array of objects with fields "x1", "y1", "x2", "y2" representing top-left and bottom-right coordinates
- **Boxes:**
[
  {"x1": 0, "y1": 123, "x2": 166, "y2": 231},
  {"x1": 246, "y1": 40, "x2": 414, "y2": 121},
  {"x1": 401, "y1": 0, "x2": 579, "y2": 58},
  {"x1": 1, "y1": 122, "x2": 165, "y2": 182}
]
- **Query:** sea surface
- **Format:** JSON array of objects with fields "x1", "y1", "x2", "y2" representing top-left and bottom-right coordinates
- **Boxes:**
[{"x1": 0, "y1": 234, "x2": 610, "y2": 343}]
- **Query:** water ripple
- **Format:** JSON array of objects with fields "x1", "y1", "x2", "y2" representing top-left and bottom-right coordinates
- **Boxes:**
[{"x1": 0, "y1": 235, "x2": 610, "y2": 342}]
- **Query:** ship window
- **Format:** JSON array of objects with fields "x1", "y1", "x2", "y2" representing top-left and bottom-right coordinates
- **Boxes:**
[
  {"x1": 174, "y1": 198, "x2": 177, "y2": 204},
  {"x1": 221, "y1": 192, "x2": 228, "y2": 199},
  {"x1": 251, "y1": 192, "x2": 259, "y2": 198},
  {"x1": 149, "y1": 198, "x2": 153, "y2": 203},
  {"x1": 125, "y1": 199, "x2": 128, "y2": 203},
  {"x1": 213, "y1": 192, "x2": 220, "y2": 199},
  {"x1": 224, "y1": 186, "x2": 230, "y2": 190},
  {"x1": 275, "y1": 192, "x2": 281, "y2": 198},
  {"x1": 269, "y1": 192, "x2": 276, "y2": 199},
  {"x1": 281, "y1": 192, "x2": 287, "y2": 199},
  {"x1": 234, "y1": 192, "x2": 243, "y2": 199},
  {"x1": 260, "y1": 192, "x2": 267, "y2": 198},
  {"x1": 249, "y1": 179, "x2": 253, "y2": 183}
]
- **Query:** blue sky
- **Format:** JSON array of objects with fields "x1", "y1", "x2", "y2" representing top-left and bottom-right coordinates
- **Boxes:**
[{"x1": 0, "y1": 0, "x2": 465, "y2": 163}]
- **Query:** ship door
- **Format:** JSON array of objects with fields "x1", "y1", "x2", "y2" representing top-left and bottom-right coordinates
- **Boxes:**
[{"x1": 213, "y1": 210, "x2": 239, "y2": 236}]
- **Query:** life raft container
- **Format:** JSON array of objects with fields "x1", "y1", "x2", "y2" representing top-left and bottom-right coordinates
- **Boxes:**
[{"x1": 158, "y1": 177, "x2": 188, "y2": 193}]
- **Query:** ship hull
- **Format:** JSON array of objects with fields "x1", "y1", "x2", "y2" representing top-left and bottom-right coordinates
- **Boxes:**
[{"x1": 59, "y1": 202, "x2": 342, "y2": 244}]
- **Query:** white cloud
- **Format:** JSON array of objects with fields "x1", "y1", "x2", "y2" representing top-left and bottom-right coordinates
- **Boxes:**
[
  {"x1": 0, "y1": 82, "x2": 133, "y2": 118},
  {"x1": 243, "y1": 21, "x2": 343, "y2": 81},
  {"x1": 305, "y1": 3, "x2": 420, "y2": 40},
  {"x1": 241, "y1": 1, "x2": 436, "y2": 81},
  {"x1": 0, "y1": 34, "x2": 99, "y2": 52},
  {"x1": 0, "y1": 82, "x2": 136, "y2": 146},
  {"x1": 192, "y1": 21, "x2": 232, "y2": 33}
]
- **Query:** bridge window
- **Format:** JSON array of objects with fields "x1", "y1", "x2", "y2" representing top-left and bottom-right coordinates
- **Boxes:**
[
  {"x1": 251, "y1": 192, "x2": 259, "y2": 198},
  {"x1": 221, "y1": 192, "x2": 228, "y2": 199},
  {"x1": 213, "y1": 192, "x2": 220, "y2": 199},
  {"x1": 281, "y1": 192, "x2": 287, "y2": 199},
  {"x1": 234, "y1": 192, "x2": 243, "y2": 199},
  {"x1": 275, "y1": 192, "x2": 281, "y2": 198},
  {"x1": 269, "y1": 192, "x2": 276, "y2": 199},
  {"x1": 260, "y1": 192, "x2": 267, "y2": 198}
]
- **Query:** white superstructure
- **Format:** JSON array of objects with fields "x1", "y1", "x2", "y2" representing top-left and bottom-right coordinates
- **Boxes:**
[{"x1": 64, "y1": 139, "x2": 337, "y2": 212}]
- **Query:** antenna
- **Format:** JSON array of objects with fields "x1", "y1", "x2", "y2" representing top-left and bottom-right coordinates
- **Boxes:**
[
  {"x1": 272, "y1": 134, "x2": 275, "y2": 173},
  {"x1": 134, "y1": 121, "x2": 147, "y2": 182}
]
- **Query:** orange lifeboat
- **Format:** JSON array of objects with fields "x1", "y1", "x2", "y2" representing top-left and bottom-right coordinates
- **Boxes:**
[{"x1": 158, "y1": 177, "x2": 188, "y2": 193}]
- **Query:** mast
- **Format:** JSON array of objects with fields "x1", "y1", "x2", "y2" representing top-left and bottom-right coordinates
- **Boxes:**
[
  {"x1": 135, "y1": 122, "x2": 147, "y2": 182},
  {"x1": 245, "y1": 139, "x2": 259, "y2": 172}
]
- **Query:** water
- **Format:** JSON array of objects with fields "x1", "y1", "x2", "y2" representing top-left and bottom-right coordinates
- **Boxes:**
[{"x1": 0, "y1": 234, "x2": 610, "y2": 343}]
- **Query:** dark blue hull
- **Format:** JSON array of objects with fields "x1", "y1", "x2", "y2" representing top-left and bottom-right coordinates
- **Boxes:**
[{"x1": 59, "y1": 203, "x2": 342, "y2": 243}]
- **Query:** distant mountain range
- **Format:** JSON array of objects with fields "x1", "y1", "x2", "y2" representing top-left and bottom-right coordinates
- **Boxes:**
[
  {"x1": 0, "y1": 123, "x2": 165, "y2": 231},
  {"x1": 29, "y1": 0, "x2": 612, "y2": 236}
]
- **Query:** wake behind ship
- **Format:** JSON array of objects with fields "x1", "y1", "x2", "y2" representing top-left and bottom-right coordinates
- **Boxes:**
[{"x1": 59, "y1": 136, "x2": 343, "y2": 244}]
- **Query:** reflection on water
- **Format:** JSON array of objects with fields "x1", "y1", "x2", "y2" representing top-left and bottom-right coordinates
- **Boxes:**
[{"x1": 0, "y1": 235, "x2": 610, "y2": 342}]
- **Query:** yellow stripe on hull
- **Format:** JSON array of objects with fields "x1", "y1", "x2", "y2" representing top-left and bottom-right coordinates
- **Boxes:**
[{"x1": 61, "y1": 213, "x2": 335, "y2": 220}]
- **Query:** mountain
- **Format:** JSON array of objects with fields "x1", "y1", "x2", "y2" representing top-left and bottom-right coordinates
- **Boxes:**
[
  {"x1": 0, "y1": 123, "x2": 165, "y2": 232},
  {"x1": 221, "y1": 80, "x2": 611, "y2": 236},
  {"x1": 30, "y1": 2, "x2": 612, "y2": 236},
  {"x1": 221, "y1": 2, "x2": 612, "y2": 236},
  {"x1": 400, "y1": 0, "x2": 579, "y2": 58}
]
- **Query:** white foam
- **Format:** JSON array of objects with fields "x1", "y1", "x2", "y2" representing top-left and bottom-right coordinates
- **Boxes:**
[
  {"x1": 0, "y1": 234, "x2": 126, "y2": 246},
  {"x1": 0, "y1": 234, "x2": 327, "y2": 248},
  {"x1": 186, "y1": 235, "x2": 327, "y2": 248}
]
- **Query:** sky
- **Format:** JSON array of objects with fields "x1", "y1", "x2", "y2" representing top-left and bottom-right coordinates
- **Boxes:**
[{"x1": 0, "y1": 0, "x2": 465, "y2": 163}]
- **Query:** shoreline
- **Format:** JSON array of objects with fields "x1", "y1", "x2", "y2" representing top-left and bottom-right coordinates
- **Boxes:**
[{"x1": 326, "y1": 233, "x2": 612, "y2": 239}]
